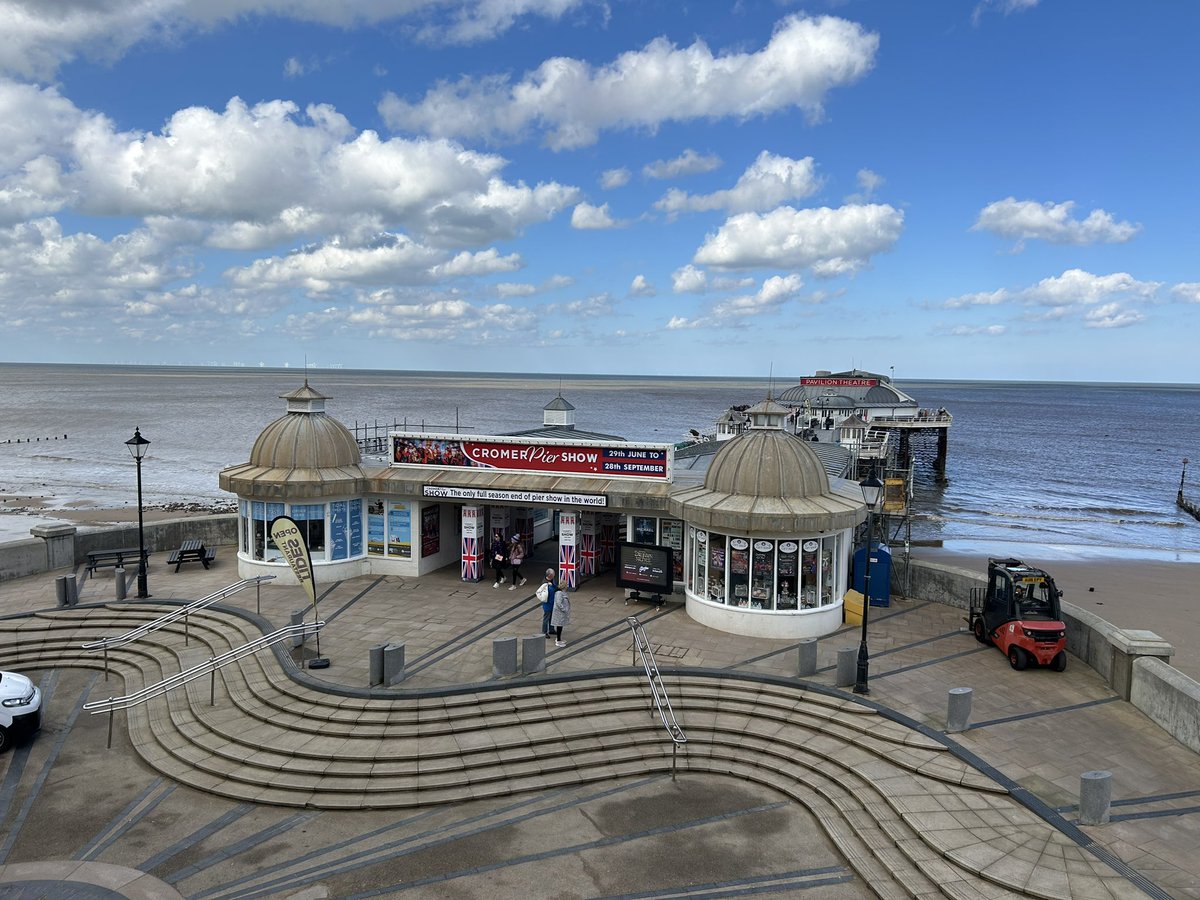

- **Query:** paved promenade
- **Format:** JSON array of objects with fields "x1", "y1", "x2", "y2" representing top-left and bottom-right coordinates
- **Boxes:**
[{"x1": 0, "y1": 545, "x2": 1198, "y2": 899}]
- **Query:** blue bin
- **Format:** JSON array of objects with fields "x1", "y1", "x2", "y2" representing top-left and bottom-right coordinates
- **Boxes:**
[{"x1": 852, "y1": 543, "x2": 891, "y2": 606}]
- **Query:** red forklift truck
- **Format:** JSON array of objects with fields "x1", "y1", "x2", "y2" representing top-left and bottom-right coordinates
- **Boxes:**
[{"x1": 968, "y1": 558, "x2": 1068, "y2": 671}]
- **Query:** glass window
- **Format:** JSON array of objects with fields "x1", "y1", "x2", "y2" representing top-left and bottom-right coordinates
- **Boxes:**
[
  {"x1": 693, "y1": 529, "x2": 707, "y2": 598},
  {"x1": 367, "y1": 499, "x2": 386, "y2": 556},
  {"x1": 290, "y1": 503, "x2": 326, "y2": 554},
  {"x1": 249, "y1": 502, "x2": 285, "y2": 561},
  {"x1": 821, "y1": 536, "x2": 836, "y2": 605},
  {"x1": 707, "y1": 534, "x2": 726, "y2": 603},
  {"x1": 751, "y1": 540, "x2": 775, "y2": 610},
  {"x1": 661, "y1": 519, "x2": 684, "y2": 582},
  {"x1": 728, "y1": 538, "x2": 750, "y2": 607},
  {"x1": 777, "y1": 541, "x2": 798, "y2": 609}
]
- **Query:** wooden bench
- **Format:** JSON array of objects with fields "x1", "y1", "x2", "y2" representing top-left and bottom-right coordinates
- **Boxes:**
[
  {"x1": 86, "y1": 547, "x2": 149, "y2": 575},
  {"x1": 167, "y1": 540, "x2": 217, "y2": 572}
]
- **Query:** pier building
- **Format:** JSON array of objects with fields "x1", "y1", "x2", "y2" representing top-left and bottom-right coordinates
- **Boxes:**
[{"x1": 219, "y1": 384, "x2": 871, "y2": 639}]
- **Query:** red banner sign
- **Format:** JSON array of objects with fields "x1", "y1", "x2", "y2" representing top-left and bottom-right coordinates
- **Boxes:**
[
  {"x1": 800, "y1": 377, "x2": 878, "y2": 387},
  {"x1": 392, "y1": 434, "x2": 671, "y2": 479}
]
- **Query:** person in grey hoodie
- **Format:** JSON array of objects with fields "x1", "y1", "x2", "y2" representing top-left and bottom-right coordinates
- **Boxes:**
[{"x1": 550, "y1": 577, "x2": 571, "y2": 647}]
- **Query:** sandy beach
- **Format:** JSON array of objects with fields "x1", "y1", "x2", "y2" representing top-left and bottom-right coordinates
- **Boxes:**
[{"x1": 912, "y1": 546, "x2": 1200, "y2": 681}]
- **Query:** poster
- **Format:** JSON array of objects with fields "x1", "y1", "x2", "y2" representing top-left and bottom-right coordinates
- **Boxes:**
[
  {"x1": 421, "y1": 504, "x2": 440, "y2": 557},
  {"x1": 388, "y1": 501, "x2": 411, "y2": 558},
  {"x1": 349, "y1": 500, "x2": 363, "y2": 556},
  {"x1": 367, "y1": 499, "x2": 385, "y2": 555},
  {"x1": 330, "y1": 500, "x2": 348, "y2": 560}
]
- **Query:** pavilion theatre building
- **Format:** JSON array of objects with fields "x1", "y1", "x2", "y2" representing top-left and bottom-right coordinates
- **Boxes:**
[{"x1": 219, "y1": 385, "x2": 867, "y2": 640}]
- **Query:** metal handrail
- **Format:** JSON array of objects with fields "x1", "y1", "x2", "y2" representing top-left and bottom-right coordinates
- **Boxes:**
[
  {"x1": 626, "y1": 616, "x2": 686, "y2": 778},
  {"x1": 83, "y1": 576, "x2": 275, "y2": 659},
  {"x1": 83, "y1": 619, "x2": 323, "y2": 748}
]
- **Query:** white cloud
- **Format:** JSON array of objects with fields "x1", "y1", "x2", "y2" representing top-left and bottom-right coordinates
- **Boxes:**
[
  {"x1": 972, "y1": 0, "x2": 1039, "y2": 25},
  {"x1": 972, "y1": 197, "x2": 1140, "y2": 248},
  {"x1": 283, "y1": 57, "x2": 308, "y2": 78},
  {"x1": 1023, "y1": 269, "x2": 1159, "y2": 306},
  {"x1": 642, "y1": 149, "x2": 721, "y2": 180},
  {"x1": 711, "y1": 274, "x2": 803, "y2": 320},
  {"x1": 2, "y1": 92, "x2": 578, "y2": 249},
  {"x1": 940, "y1": 268, "x2": 1162, "y2": 331},
  {"x1": 566, "y1": 293, "x2": 614, "y2": 318},
  {"x1": 656, "y1": 152, "x2": 819, "y2": 215},
  {"x1": 224, "y1": 233, "x2": 521, "y2": 294},
  {"x1": 379, "y1": 13, "x2": 879, "y2": 149},
  {"x1": 946, "y1": 324, "x2": 1008, "y2": 336},
  {"x1": 600, "y1": 167, "x2": 630, "y2": 189},
  {"x1": 629, "y1": 274, "x2": 655, "y2": 297},
  {"x1": 844, "y1": 167, "x2": 883, "y2": 203},
  {"x1": 694, "y1": 203, "x2": 903, "y2": 274},
  {"x1": 0, "y1": 0, "x2": 588, "y2": 79},
  {"x1": 1083, "y1": 302, "x2": 1144, "y2": 329},
  {"x1": 1171, "y1": 283, "x2": 1200, "y2": 303},
  {"x1": 495, "y1": 282, "x2": 537, "y2": 298},
  {"x1": 672, "y1": 264, "x2": 707, "y2": 294},
  {"x1": 570, "y1": 201, "x2": 620, "y2": 229},
  {"x1": 666, "y1": 315, "x2": 698, "y2": 330},
  {"x1": 942, "y1": 288, "x2": 1010, "y2": 309}
]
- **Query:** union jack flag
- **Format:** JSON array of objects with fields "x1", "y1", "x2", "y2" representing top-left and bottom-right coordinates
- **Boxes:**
[
  {"x1": 599, "y1": 522, "x2": 617, "y2": 568},
  {"x1": 581, "y1": 531, "x2": 597, "y2": 576},
  {"x1": 558, "y1": 542, "x2": 577, "y2": 589},
  {"x1": 461, "y1": 535, "x2": 481, "y2": 582}
]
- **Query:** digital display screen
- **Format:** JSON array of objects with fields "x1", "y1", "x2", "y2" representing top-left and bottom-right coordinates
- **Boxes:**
[{"x1": 616, "y1": 542, "x2": 674, "y2": 594}]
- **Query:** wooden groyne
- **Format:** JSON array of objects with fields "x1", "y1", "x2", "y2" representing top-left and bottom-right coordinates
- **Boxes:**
[
  {"x1": 1179, "y1": 459, "x2": 1199, "y2": 523},
  {"x1": 2, "y1": 435, "x2": 68, "y2": 444}
]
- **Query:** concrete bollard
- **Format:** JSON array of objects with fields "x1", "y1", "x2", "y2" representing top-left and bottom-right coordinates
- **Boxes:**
[
  {"x1": 946, "y1": 687, "x2": 972, "y2": 733},
  {"x1": 493, "y1": 637, "x2": 518, "y2": 678},
  {"x1": 521, "y1": 635, "x2": 546, "y2": 674},
  {"x1": 1079, "y1": 771, "x2": 1112, "y2": 825},
  {"x1": 836, "y1": 647, "x2": 857, "y2": 688},
  {"x1": 797, "y1": 638, "x2": 818, "y2": 677},
  {"x1": 368, "y1": 644, "x2": 387, "y2": 686},
  {"x1": 115, "y1": 567, "x2": 127, "y2": 601},
  {"x1": 290, "y1": 609, "x2": 306, "y2": 648},
  {"x1": 384, "y1": 643, "x2": 406, "y2": 685},
  {"x1": 55, "y1": 575, "x2": 69, "y2": 608},
  {"x1": 66, "y1": 576, "x2": 79, "y2": 606}
]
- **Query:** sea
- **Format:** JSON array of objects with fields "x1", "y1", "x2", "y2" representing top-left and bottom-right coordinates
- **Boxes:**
[{"x1": 2, "y1": 363, "x2": 1199, "y2": 562}]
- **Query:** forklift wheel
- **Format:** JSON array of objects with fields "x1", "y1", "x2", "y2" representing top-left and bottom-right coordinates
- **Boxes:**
[
  {"x1": 1008, "y1": 646, "x2": 1028, "y2": 671},
  {"x1": 1051, "y1": 651, "x2": 1067, "y2": 672},
  {"x1": 972, "y1": 618, "x2": 989, "y2": 644}
]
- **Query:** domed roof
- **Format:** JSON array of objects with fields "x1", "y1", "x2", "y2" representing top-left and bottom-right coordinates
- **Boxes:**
[
  {"x1": 248, "y1": 410, "x2": 362, "y2": 469},
  {"x1": 704, "y1": 429, "x2": 830, "y2": 498},
  {"x1": 219, "y1": 382, "x2": 365, "y2": 500},
  {"x1": 668, "y1": 427, "x2": 863, "y2": 533}
]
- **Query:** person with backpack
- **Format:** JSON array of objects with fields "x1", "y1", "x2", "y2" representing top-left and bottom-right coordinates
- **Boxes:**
[{"x1": 535, "y1": 568, "x2": 556, "y2": 636}]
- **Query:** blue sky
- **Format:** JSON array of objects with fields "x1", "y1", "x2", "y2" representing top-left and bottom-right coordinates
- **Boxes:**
[{"x1": 1, "y1": 0, "x2": 1197, "y2": 381}]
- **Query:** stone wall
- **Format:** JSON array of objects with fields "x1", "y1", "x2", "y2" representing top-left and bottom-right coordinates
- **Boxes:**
[
  {"x1": 0, "y1": 515, "x2": 238, "y2": 583},
  {"x1": 898, "y1": 557, "x2": 1196, "y2": 755}
]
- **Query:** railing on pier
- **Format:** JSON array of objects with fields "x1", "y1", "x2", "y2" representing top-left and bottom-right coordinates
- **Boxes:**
[
  {"x1": 626, "y1": 616, "x2": 687, "y2": 778},
  {"x1": 83, "y1": 577, "x2": 275, "y2": 678},
  {"x1": 352, "y1": 417, "x2": 476, "y2": 456},
  {"x1": 83, "y1": 620, "x2": 323, "y2": 748}
]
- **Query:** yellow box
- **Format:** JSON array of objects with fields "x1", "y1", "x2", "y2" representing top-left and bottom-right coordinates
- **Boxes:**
[{"x1": 843, "y1": 589, "x2": 864, "y2": 625}]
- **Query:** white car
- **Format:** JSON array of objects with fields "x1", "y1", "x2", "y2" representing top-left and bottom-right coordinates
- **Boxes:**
[{"x1": 0, "y1": 670, "x2": 42, "y2": 753}]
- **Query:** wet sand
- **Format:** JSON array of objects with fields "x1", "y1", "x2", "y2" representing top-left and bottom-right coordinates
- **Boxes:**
[{"x1": 913, "y1": 547, "x2": 1200, "y2": 681}]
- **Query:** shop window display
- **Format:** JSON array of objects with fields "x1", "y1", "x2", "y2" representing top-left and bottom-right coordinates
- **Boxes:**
[{"x1": 687, "y1": 529, "x2": 844, "y2": 615}]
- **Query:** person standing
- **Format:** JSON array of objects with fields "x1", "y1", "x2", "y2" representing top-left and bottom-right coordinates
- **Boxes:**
[
  {"x1": 508, "y1": 534, "x2": 527, "y2": 590},
  {"x1": 536, "y1": 568, "x2": 556, "y2": 636},
  {"x1": 490, "y1": 531, "x2": 507, "y2": 588},
  {"x1": 550, "y1": 577, "x2": 571, "y2": 647}
]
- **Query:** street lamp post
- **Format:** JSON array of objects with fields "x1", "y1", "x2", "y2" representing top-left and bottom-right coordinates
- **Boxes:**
[
  {"x1": 854, "y1": 471, "x2": 884, "y2": 695},
  {"x1": 125, "y1": 427, "x2": 151, "y2": 599}
]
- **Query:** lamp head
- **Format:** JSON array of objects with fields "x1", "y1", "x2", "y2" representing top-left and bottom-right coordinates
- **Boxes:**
[
  {"x1": 859, "y1": 472, "x2": 884, "y2": 511},
  {"x1": 125, "y1": 427, "x2": 150, "y2": 460}
]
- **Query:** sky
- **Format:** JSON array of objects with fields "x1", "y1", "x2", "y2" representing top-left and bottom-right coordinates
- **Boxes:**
[{"x1": 1, "y1": 0, "x2": 1197, "y2": 382}]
